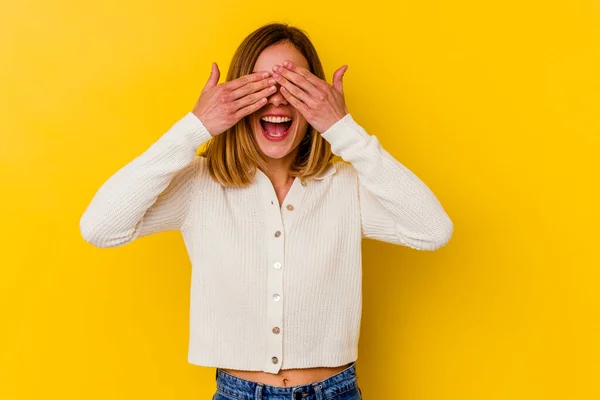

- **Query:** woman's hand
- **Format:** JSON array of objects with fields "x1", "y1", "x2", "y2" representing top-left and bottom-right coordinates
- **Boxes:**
[
  {"x1": 192, "y1": 63, "x2": 277, "y2": 136},
  {"x1": 271, "y1": 61, "x2": 349, "y2": 133}
]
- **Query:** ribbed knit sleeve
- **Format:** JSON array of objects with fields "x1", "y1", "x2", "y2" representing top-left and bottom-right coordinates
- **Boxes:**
[
  {"x1": 320, "y1": 114, "x2": 454, "y2": 251},
  {"x1": 79, "y1": 112, "x2": 214, "y2": 248}
]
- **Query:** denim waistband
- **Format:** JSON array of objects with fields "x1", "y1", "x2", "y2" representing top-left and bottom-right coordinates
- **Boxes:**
[{"x1": 215, "y1": 362, "x2": 358, "y2": 400}]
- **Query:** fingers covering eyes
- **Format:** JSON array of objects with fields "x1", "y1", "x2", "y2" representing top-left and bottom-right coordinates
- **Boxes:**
[
  {"x1": 226, "y1": 71, "x2": 271, "y2": 91},
  {"x1": 230, "y1": 78, "x2": 275, "y2": 101},
  {"x1": 232, "y1": 85, "x2": 276, "y2": 110},
  {"x1": 282, "y1": 62, "x2": 329, "y2": 91},
  {"x1": 275, "y1": 74, "x2": 315, "y2": 107},
  {"x1": 234, "y1": 97, "x2": 268, "y2": 119},
  {"x1": 277, "y1": 67, "x2": 318, "y2": 95},
  {"x1": 279, "y1": 86, "x2": 309, "y2": 114}
]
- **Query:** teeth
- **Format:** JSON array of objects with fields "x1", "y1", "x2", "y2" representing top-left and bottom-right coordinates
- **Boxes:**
[{"x1": 261, "y1": 116, "x2": 292, "y2": 123}]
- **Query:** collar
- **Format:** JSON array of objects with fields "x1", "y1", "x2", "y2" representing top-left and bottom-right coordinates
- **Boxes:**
[
  {"x1": 312, "y1": 163, "x2": 337, "y2": 180},
  {"x1": 252, "y1": 162, "x2": 337, "y2": 181}
]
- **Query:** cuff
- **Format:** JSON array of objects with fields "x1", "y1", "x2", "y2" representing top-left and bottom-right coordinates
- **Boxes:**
[
  {"x1": 178, "y1": 112, "x2": 214, "y2": 147},
  {"x1": 158, "y1": 112, "x2": 214, "y2": 150},
  {"x1": 320, "y1": 113, "x2": 371, "y2": 157}
]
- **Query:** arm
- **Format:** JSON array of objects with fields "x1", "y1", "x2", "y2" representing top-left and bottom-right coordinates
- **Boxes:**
[
  {"x1": 269, "y1": 59, "x2": 453, "y2": 249},
  {"x1": 79, "y1": 112, "x2": 213, "y2": 248},
  {"x1": 321, "y1": 114, "x2": 454, "y2": 250},
  {"x1": 80, "y1": 64, "x2": 278, "y2": 248}
]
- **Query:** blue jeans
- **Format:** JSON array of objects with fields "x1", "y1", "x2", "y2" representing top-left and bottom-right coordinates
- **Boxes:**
[{"x1": 213, "y1": 362, "x2": 363, "y2": 400}]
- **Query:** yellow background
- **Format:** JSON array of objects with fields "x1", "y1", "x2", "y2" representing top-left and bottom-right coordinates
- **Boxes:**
[{"x1": 1, "y1": 0, "x2": 599, "y2": 398}]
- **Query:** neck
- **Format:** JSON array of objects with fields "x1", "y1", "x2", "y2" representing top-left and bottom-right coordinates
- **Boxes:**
[{"x1": 261, "y1": 150, "x2": 297, "y2": 188}]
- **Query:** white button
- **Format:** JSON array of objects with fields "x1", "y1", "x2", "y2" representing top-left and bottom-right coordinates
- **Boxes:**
[
  {"x1": 273, "y1": 262, "x2": 282, "y2": 270},
  {"x1": 272, "y1": 356, "x2": 279, "y2": 364},
  {"x1": 274, "y1": 230, "x2": 281, "y2": 237},
  {"x1": 286, "y1": 204, "x2": 294, "y2": 211},
  {"x1": 272, "y1": 293, "x2": 281, "y2": 302},
  {"x1": 272, "y1": 326, "x2": 280, "y2": 334}
]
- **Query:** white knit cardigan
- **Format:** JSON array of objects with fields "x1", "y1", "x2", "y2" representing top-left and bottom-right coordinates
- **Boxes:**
[{"x1": 79, "y1": 112, "x2": 453, "y2": 373}]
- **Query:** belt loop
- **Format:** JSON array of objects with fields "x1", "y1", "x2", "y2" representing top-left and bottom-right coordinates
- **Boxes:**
[
  {"x1": 313, "y1": 383, "x2": 324, "y2": 400},
  {"x1": 255, "y1": 382, "x2": 264, "y2": 400}
]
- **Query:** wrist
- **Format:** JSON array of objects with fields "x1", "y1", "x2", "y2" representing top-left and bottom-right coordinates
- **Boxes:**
[
  {"x1": 191, "y1": 111, "x2": 216, "y2": 137},
  {"x1": 321, "y1": 112, "x2": 349, "y2": 134}
]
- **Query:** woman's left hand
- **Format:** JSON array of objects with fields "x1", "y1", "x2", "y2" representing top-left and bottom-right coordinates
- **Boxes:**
[{"x1": 272, "y1": 61, "x2": 349, "y2": 133}]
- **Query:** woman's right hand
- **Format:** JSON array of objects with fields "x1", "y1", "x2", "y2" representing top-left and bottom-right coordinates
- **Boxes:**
[{"x1": 192, "y1": 62, "x2": 277, "y2": 136}]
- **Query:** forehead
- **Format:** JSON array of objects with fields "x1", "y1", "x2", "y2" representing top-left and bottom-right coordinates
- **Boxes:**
[{"x1": 252, "y1": 42, "x2": 310, "y2": 72}]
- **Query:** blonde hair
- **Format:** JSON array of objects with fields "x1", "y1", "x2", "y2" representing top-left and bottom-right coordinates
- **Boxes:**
[{"x1": 198, "y1": 23, "x2": 338, "y2": 187}]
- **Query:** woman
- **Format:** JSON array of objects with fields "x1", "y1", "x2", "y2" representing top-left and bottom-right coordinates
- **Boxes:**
[{"x1": 80, "y1": 23, "x2": 453, "y2": 400}]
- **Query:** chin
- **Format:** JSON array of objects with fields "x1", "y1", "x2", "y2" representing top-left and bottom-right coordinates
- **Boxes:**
[{"x1": 255, "y1": 135, "x2": 297, "y2": 159}]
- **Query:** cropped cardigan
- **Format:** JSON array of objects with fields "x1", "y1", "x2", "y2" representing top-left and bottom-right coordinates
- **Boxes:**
[{"x1": 79, "y1": 112, "x2": 454, "y2": 373}]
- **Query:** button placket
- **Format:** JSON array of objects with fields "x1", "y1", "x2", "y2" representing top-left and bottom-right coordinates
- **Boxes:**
[
  {"x1": 280, "y1": 177, "x2": 306, "y2": 234},
  {"x1": 257, "y1": 173, "x2": 308, "y2": 373},
  {"x1": 258, "y1": 171, "x2": 287, "y2": 373},
  {"x1": 266, "y1": 212, "x2": 284, "y2": 372}
]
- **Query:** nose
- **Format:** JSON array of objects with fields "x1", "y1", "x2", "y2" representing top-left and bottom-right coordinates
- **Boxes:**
[{"x1": 267, "y1": 85, "x2": 288, "y2": 107}]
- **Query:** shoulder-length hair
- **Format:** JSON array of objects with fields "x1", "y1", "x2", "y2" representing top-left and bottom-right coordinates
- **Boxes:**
[{"x1": 198, "y1": 23, "x2": 336, "y2": 187}]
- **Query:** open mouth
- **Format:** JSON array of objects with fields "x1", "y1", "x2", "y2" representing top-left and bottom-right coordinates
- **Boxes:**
[{"x1": 260, "y1": 116, "x2": 293, "y2": 141}]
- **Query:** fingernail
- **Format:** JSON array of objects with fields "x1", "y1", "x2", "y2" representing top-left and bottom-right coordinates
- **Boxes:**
[
  {"x1": 269, "y1": 86, "x2": 276, "y2": 91},
  {"x1": 283, "y1": 61, "x2": 290, "y2": 67},
  {"x1": 273, "y1": 65, "x2": 282, "y2": 72},
  {"x1": 273, "y1": 73, "x2": 281, "y2": 80},
  {"x1": 262, "y1": 71, "x2": 270, "y2": 78},
  {"x1": 268, "y1": 79, "x2": 276, "y2": 85}
]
